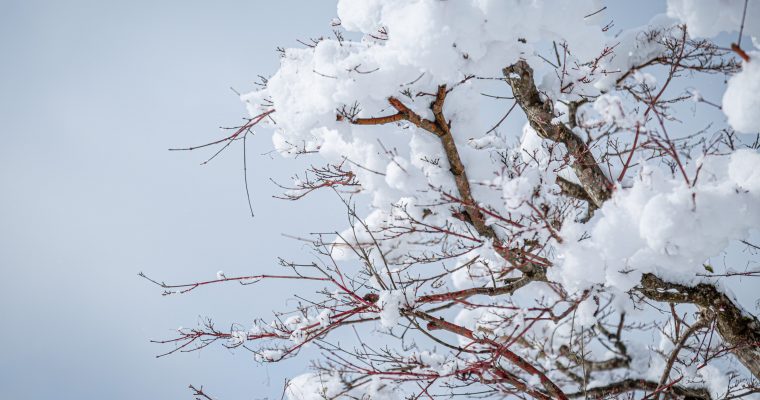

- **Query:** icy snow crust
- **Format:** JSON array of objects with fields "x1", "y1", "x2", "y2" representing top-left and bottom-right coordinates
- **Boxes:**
[{"x1": 239, "y1": 1, "x2": 760, "y2": 398}]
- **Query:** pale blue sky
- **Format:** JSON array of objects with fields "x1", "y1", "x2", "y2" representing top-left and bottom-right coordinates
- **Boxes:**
[
  {"x1": 0, "y1": 1, "x2": 342, "y2": 399},
  {"x1": 3, "y1": 1, "x2": 741, "y2": 400}
]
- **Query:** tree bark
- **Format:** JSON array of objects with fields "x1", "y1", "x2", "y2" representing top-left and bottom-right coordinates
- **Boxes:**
[
  {"x1": 640, "y1": 273, "x2": 760, "y2": 379},
  {"x1": 503, "y1": 60, "x2": 612, "y2": 208}
]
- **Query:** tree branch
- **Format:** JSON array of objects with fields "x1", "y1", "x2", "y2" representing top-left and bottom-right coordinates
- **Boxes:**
[
  {"x1": 567, "y1": 379, "x2": 711, "y2": 400},
  {"x1": 504, "y1": 60, "x2": 612, "y2": 207},
  {"x1": 656, "y1": 315, "x2": 712, "y2": 400},
  {"x1": 640, "y1": 273, "x2": 760, "y2": 379},
  {"x1": 412, "y1": 310, "x2": 569, "y2": 400}
]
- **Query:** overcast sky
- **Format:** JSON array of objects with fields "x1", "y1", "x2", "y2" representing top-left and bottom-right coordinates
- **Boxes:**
[
  {"x1": 0, "y1": 1, "x2": 346, "y2": 399},
  {"x1": 3, "y1": 1, "x2": 743, "y2": 400}
]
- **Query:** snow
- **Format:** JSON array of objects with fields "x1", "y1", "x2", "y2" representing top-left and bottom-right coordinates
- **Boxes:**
[
  {"x1": 699, "y1": 364, "x2": 731, "y2": 399},
  {"x1": 255, "y1": 349, "x2": 284, "y2": 362},
  {"x1": 228, "y1": 330, "x2": 247, "y2": 346},
  {"x1": 286, "y1": 372, "x2": 345, "y2": 400},
  {"x1": 729, "y1": 148, "x2": 760, "y2": 191},
  {"x1": 667, "y1": 0, "x2": 760, "y2": 39},
  {"x1": 316, "y1": 309, "x2": 331, "y2": 328},
  {"x1": 551, "y1": 151, "x2": 760, "y2": 294},
  {"x1": 633, "y1": 70, "x2": 657, "y2": 87},
  {"x1": 378, "y1": 289, "x2": 415, "y2": 329},
  {"x1": 687, "y1": 88, "x2": 703, "y2": 103},
  {"x1": 451, "y1": 259, "x2": 490, "y2": 289},
  {"x1": 281, "y1": 314, "x2": 320, "y2": 345},
  {"x1": 592, "y1": 14, "x2": 672, "y2": 92},
  {"x1": 723, "y1": 53, "x2": 760, "y2": 133},
  {"x1": 467, "y1": 134, "x2": 506, "y2": 150},
  {"x1": 242, "y1": 0, "x2": 615, "y2": 162},
  {"x1": 286, "y1": 372, "x2": 400, "y2": 400},
  {"x1": 519, "y1": 124, "x2": 549, "y2": 164},
  {"x1": 593, "y1": 94, "x2": 633, "y2": 128}
]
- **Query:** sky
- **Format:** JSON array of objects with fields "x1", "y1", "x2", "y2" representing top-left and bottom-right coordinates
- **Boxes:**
[
  {"x1": 1, "y1": 1, "x2": 741, "y2": 400},
  {"x1": 0, "y1": 1, "x2": 342, "y2": 399}
]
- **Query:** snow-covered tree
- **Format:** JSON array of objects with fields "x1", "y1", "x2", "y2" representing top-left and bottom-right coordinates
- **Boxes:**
[{"x1": 148, "y1": 1, "x2": 760, "y2": 399}]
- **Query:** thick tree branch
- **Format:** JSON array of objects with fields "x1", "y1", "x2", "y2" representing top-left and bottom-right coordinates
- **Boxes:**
[
  {"x1": 426, "y1": 86, "x2": 495, "y2": 241},
  {"x1": 556, "y1": 176, "x2": 595, "y2": 206},
  {"x1": 640, "y1": 273, "x2": 760, "y2": 379},
  {"x1": 504, "y1": 60, "x2": 612, "y2": 207},
  {"x1": 348, "y1": 112, "x2": 405, "y2": 125},
  {"x1": 568, "y1": 379, "x2": 711, "y2": 400}
]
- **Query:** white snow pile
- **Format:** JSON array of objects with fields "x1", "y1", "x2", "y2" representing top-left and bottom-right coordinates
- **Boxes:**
[
  {"x1": 723, "y1": 52, "x2": 760, "y2": 133},
  {"x1": 228, "y1": 330, "x2": 248, "y2": 346},
  {"x1": 239, "y1": 0, "x2": 691, "y2": 265},
  {"x1": 286, "y1": 372, "x2": 344, "y2": 400},
  {"x1": 378, "y1": 288, "x2": 416, "y2": 329},
  {"x1": 666, "y1": 0, "x2": 760, "y2": 39},
  {"x1": 405, "y1": 351, "x2": 463, "y2": 376},
  {"x1": 242, "y1": 0, "x2": 613, "y2": 159},
  {"x1": 286, "y1": 372, "x2": 399, "y2": 400},
  {"x1": 551, "y1": 150, "x2": 760, "y2": 294}
]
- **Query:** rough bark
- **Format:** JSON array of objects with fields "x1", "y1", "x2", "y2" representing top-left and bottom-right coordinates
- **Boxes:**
[
  {"x1": 640, "y1": 273, "x2": 760, "y2": 379},
  {"x1": 568, "y1": 379, "x2": 711, "y2": 400},
  {"x1": 503, "y1": 60, "x2": 613, "y2": 208}
]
